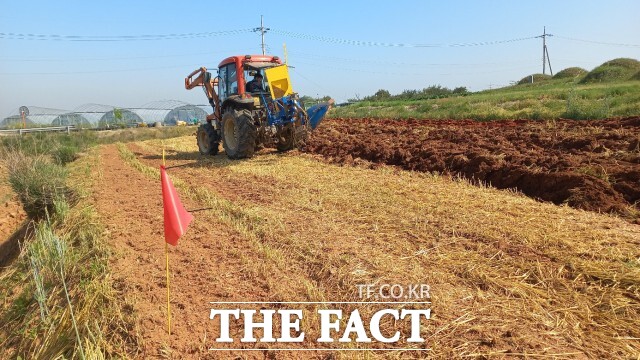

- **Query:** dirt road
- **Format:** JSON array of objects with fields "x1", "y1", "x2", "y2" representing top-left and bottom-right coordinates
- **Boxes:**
[
  {"x1": 94, "y1": 145, "x2": 293, "y2": 358},
  {"x1": 0, "y1": 188, "x2": 27, "y2": 267}
]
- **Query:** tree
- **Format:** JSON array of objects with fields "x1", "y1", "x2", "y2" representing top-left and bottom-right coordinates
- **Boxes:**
[
  {"x1": 421, "y1": 85, "x2": 451, "y2": 98},
  {"x1": 299, "y1": 95, "x2": 315, "y2": 106},
  {"x1": 300, "y1": 95, "x2": 333, "y2": 107},
  {"x1": 364, "y1": 89, "x2": 391, "y2": 101},
  {"x1": 373, "y1": 89, "x2": 391, "y2": 100},
  {"x1": 453, "y1": 86, "x2": 468, "y2": 95},
  {"x1": 113, "y1": 108, "x2": 123, "y2": 121},
  {"x1": 347, "y1": 93, "x2": 361, "y2": 102}
]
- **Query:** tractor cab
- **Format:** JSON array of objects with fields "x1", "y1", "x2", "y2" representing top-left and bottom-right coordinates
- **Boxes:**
[
  {"x1": 243, "y1": 64, "x2": 272, "y2": 95},
  {"x1": 216, "y1": 55, "x2": 282, "y2": 103}
]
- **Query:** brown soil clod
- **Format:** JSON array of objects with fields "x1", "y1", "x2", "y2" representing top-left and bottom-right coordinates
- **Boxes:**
[{"x1": 305, "y1": 117, "x2": 640, "y2": 221}]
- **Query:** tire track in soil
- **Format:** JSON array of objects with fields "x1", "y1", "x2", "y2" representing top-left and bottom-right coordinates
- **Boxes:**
[
  {"x1": 125, "y1": 143, "x2": 394, "y2": 358},
  {"x1": 127, "y1": 143, "x2": 286, "y2": 207},
  {"x1": 94, "y1": 144, "x2": 299, "y2": 359}
]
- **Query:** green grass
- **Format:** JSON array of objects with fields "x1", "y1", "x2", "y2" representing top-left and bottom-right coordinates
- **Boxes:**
[
  {"x1": 0, "y1": 124, "x2": 193, "y2": 358},
  {"x1": 0, "y1": 127, "x2": 153, "y2": 357},
  {"x1": 0, "y1": 126, "x2": 195, "y2": 157},
  {"x1": 5, "y1": 152, "x2": 75, "y2": 219},
  {"x1": 0, "y1": 149, "x2": 134, "y2": 359},
  {"x1": 581, "y1": 58, "x2": 640, "y2": 84},
  {"x1": 331, "y1": 58, "x2": 640, "y2": 120},
  {"x1": 517, "y1": 73, "x2": 552, "y2": 85},
  {"x1": 0, "y1": 130, "x2": 96, "y2": 158},
  {"x1": 94, "y1": 125, "x2": 195, "y2": 144},
  {"x1": 553, "y1": 67, "x2": 588, "y2": 79},
  {"x1": 331, "y1": 79, "x2": 640, "y2": 120},
  {"x1": 0, "y1": 127, "x2": 196, "y2": 221}
]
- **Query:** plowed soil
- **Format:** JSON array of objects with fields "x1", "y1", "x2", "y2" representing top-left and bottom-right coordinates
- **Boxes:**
[{"x1": 305, "y1": 117, "x2": 640, "y2": 221}]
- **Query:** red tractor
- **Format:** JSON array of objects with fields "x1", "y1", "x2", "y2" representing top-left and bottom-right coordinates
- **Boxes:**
[{"x1": 185, "y1": 54, "x2": 332, "y2": 159}]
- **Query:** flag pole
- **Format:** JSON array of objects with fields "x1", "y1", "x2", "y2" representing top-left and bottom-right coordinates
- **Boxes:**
[{"x1": 163, "y1": 147, "x2": 171, "y2": 335}]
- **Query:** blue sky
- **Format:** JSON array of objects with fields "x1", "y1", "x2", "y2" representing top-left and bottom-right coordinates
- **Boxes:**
[{"x1": 1, "y1": 0, "x2": 639, "y2": 117}]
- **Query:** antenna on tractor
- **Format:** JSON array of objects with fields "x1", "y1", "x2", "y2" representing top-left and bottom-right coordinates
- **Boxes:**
[
  {"x1": 253, "y1": 15, "x2": 270, "y2": 55},
  {"x1": 537, "y1": 26, "x2": 553, "y2": 76},
  {"x1": 283, "y1": 42, "x2": 288, "y2": 65}
]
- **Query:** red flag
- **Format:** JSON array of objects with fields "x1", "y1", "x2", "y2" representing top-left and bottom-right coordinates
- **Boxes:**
[{"x1": 161, "y1": 166, "x2": 193, "y2": 246}]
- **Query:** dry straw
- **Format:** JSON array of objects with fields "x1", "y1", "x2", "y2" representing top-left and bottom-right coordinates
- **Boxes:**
[{"x1": 118, "y1": 136, "x2": 640, "y2": 358}]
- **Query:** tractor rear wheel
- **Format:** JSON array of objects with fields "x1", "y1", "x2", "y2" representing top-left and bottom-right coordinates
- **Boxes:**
[
  {"x1": 196, "y1": 122, "x2": 220, "y2": 155},
  {"x1": 222, "y1": 110, "x2": 256, "y2": 159}
]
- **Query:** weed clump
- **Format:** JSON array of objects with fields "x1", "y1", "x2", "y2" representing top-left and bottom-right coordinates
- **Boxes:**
[
  {"x1": 52, "y1": 144, "x2": 81, "y2": 165},
  {"x1": 6, "y1": 153, "x2": 76, "y2": 219}
]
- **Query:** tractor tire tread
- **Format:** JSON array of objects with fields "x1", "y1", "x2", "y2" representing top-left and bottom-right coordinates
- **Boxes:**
[
  {"x1": 197, "y1": 122, "x2": 220, "y2": 155},
  {"x1": 223, "y1": 109, "x2": 257, "y2": 159}
]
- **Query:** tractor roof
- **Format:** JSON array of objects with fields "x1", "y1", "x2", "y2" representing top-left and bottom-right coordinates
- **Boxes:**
[{"x1": 218, "y1": 55, "x2": 281, "y2": 68}]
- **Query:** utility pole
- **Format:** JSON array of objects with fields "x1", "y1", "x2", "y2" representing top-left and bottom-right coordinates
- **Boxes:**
[
  {"x1": 538, "y1": 26, "x2": 553, "y2": 76},
  {"x1": 253, "y1": 15, "x2": 270, "y2": 55}
]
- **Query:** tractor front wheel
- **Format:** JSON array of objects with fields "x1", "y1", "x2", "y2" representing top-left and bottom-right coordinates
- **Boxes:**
[
  {"x1": 222, "y1": 110, "x2": 257, "y2": 159},
  {"x1": 196, "y1": 122, "x2": 220, "y2": 155}
]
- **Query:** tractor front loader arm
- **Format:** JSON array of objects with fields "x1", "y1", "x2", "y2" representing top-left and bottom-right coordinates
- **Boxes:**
[{"x1": 185, "y1": 67, "x2": 221, "y2": 121}]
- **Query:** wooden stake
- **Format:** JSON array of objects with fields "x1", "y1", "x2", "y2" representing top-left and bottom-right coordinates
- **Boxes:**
[
  {"x1": 163, "y1": 147, "x2": 171, "y2": 335},
  {"x1": 166, "y1": 241, "x2": 171, "y2": 335}
]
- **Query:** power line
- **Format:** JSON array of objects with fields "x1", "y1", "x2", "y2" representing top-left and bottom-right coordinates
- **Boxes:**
[
  {"x1": 2, "y1": 26, "x2": 638, "y2": 51},
  {"x1": 290, "y1": 68, "x2": 332, "y2": 94},
  {"x1": 0, "y1": 51, "x2": 218, "y2": 62},
  {"x1": 287, "y1": 50, "x2": 538, "y2": 68},
  {"x1": 270, "y1": 29, "x2": 538, "y2": 48},
  {"x1": 0, "y1": 29, "x2": 253, "y2": 41},
  {"x1": 554, "y1": 35, "x2": 640, "y2": 48},
  {"x1": 0, "y1": 63, "x2": 214, "y2": 76},
  {"x1": 2, "y1": 25, "x2": 636, "y2": 79},
  {"x1": 291, "y1": 59, "x2": 536, "y2": 77}
]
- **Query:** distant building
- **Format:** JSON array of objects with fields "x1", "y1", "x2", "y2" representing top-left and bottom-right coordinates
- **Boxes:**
[{"x1": 1, "y1": 101, "x2": 211, "y2": 129}]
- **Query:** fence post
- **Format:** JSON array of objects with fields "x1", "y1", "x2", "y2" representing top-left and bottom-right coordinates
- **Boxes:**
[{"x1": 67, "y1": 125, "x2": 71, "y2": 134}]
